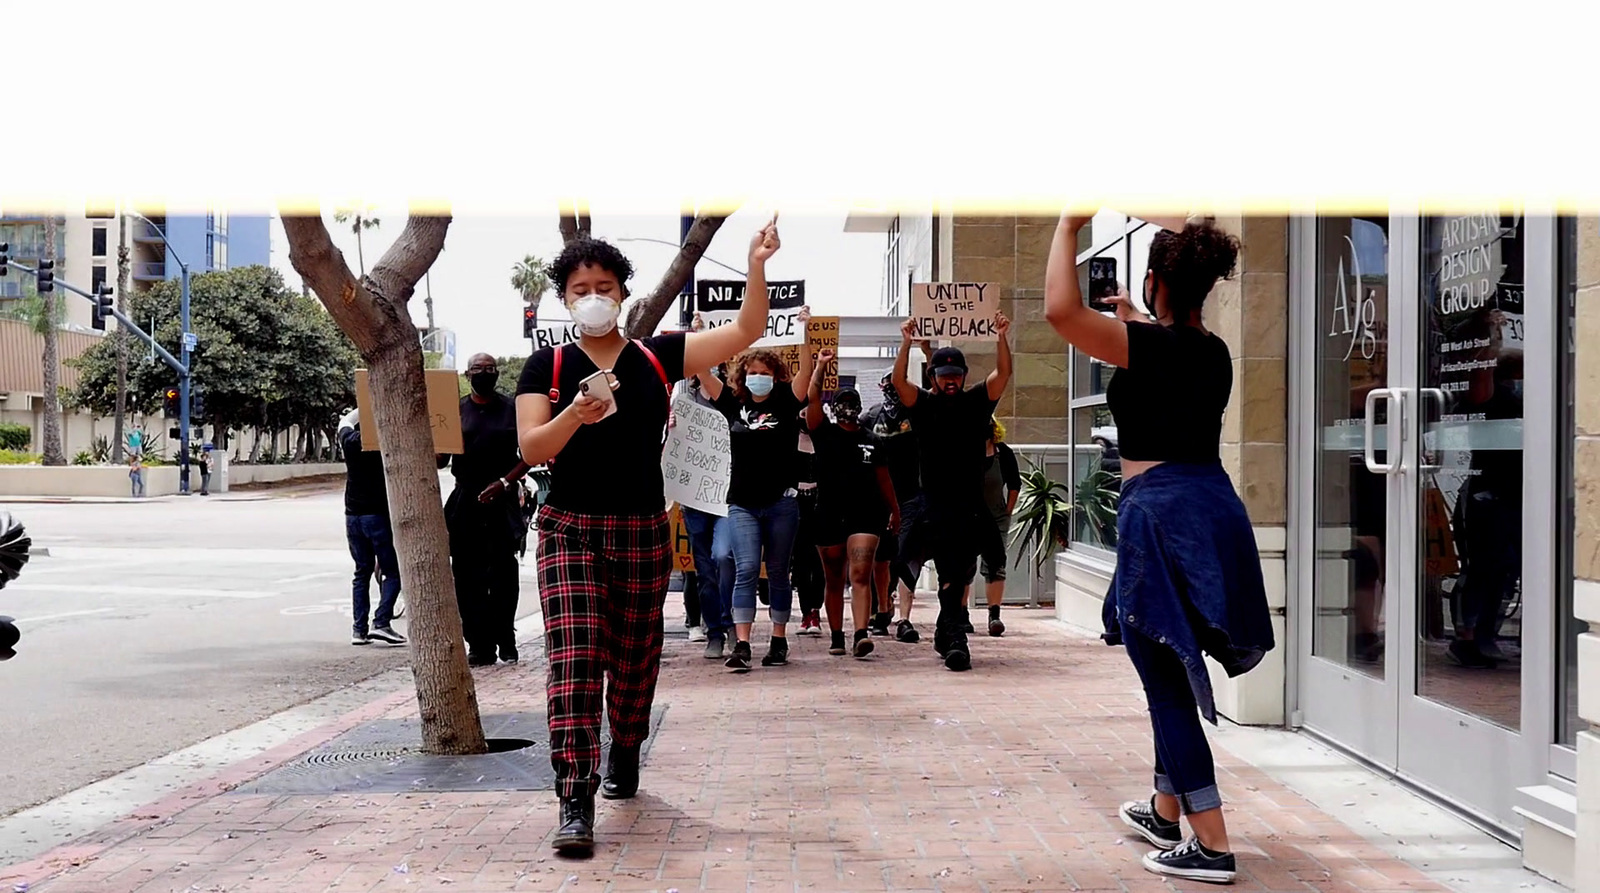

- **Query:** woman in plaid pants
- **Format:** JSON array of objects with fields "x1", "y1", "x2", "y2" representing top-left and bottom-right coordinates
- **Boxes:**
[{"x1": 515, "y1": 217, "x2": 781, "y2": 857}]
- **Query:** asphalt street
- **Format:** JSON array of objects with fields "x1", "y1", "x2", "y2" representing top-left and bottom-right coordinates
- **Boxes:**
[{"x1": 0, "y1": 474, "x2": 536, "y2": 820}]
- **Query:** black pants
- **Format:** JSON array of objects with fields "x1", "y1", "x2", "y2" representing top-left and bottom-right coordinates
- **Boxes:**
[
  {"x1": 447, "y1": 496, "x2": 521, "y2": 658},
  {"x1": 916, "y1": 504, "x2": 983, "y2": 645},
  {"x1": 793, "y1": 490, "x2": 825, "y2": 615}
]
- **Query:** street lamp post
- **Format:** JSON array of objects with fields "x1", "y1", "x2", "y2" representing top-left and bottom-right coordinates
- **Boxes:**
[{"x1": 128, "y1": 212, "x2": 194, "y2": 495}]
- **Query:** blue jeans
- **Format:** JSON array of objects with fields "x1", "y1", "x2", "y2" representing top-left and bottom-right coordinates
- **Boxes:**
[
  {"x1": 347, "y1": 514, "x2": 402, "y2": 634},
  {"x1": 730, "y1": 495, "x2": 799, "y2": 626},
  {"x1": 682, "y1": 506, "x2": 734, "y2": 638},
  {"x1": 1121, "y1": 621, "x2": 1222, "y2": 814}
]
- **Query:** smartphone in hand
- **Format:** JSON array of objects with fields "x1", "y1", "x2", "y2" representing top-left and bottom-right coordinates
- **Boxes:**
[
  {"x1": 1087, "y1": 256, "x2": 1118, "y2": 313},
  {"x1": 578, "y1": 369, "x2": 619, "y2": 421}
]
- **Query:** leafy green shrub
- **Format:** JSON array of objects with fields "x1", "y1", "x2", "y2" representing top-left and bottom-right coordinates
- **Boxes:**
[
  {"x1": 0, "y1": 423, "x2": 30, "y2": 451},
  {"x1": 0, "y1": 449, "x2": 42, "y2": 465},
  {"x1": 72, "y1": 450, "x2": 95, "y2": 466}
]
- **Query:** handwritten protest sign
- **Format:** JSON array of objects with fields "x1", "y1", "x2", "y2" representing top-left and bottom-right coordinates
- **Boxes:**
[
  {"x1": 776, "y1": 315, "x2": 840, "y2": 398},
  {"x1": 661, "y1": 393, "x2": 731, "y2": 516},
  {"x1": 695, "y1": 279, "x2": 806, "y2": 347},
  {"x1": 910, "y1": 282, "x2": 1000, "y2": 342},
  {"x1": 670, "y1": 507, "x2": 695, "y2": 573},
  {"x1": 353, "y1": 369, "x2": 464, "y2": 453},
  {"x1": 529, "y1": 321, "x2": 586, "y2": 351}
]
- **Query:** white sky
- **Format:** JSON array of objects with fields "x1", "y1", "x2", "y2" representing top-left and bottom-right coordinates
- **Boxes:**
[{"x1": 269, "y1": 207, "x2": 884, "y2": 367}]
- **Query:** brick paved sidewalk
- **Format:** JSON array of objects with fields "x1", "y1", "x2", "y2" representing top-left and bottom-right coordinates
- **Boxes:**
[{"x1": 11, "y1": 606, "x2": 1446, "y2": 893}]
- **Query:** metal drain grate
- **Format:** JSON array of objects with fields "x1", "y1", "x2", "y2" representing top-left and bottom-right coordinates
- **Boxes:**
[{"x1": 232, "y1": 708, "x2": 666, "y2": 796}]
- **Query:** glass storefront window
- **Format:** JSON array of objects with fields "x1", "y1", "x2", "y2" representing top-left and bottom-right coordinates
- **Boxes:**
[
  {"x1": 1414, "y1": 213, "x2": 1525, "y2": 731},
  {"x1": 1558, "y1": 217, "x2": 1589, "y2": 748},
  {"x1": 1071, "y1": 405, "x2": 1120, "y2": 549},
  {"x1": 1312, "y1": 216, "x2": 1392, "y2": 676}
]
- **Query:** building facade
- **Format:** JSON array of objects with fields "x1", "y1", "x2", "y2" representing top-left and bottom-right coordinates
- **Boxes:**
[{"x1": 849, "y1": 209, "x2": 1597, "y2": 890}]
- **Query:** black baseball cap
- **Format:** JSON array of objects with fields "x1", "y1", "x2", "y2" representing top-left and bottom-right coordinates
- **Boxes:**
[
  {"x1": 833, "y1": 387, "x2": 862, "y2": 409},
  {"x1": 930, "y1": 346, "x2": 968, "y2": 378}
]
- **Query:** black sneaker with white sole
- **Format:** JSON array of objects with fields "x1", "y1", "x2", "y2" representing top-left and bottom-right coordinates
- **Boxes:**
[
  {"x1": 369, "y1": 626, "x2": 407, "y2": 646},
  {"x1": 895, "y1": 619, "x2": 920, "y2": 643},
  {"x1": 852, "y1": 629, "x2": 875, "y2": 659},
  {"x1": 1119, "y1": 797, "x2": 1181, "y2": 850},
  {"x1": 1141, "y1": 838, "x2": 1236, "y2": 884},
  {"x1": 761, "y1": 636, "x2": 788, "y2": 667},
  {"x1": 725, "y1": 640, "x2": 752, "y2": 672},
  {"x1": 351, "y1": 632, "x2": 371, "y2": 646},
  {"x1": 829, "y1": 630, "x2": 847, "y2": 656}
]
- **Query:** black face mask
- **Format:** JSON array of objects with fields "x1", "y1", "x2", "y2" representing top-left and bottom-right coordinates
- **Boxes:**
[
  {"x1": 880, "y1": 386, "x2": 900, "y2": 409},
  {"x1": 469, "y1": 371, "x2": 499, "y2": 397}
]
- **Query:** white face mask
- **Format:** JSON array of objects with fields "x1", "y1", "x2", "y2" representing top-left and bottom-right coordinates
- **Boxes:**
[{"x1": 569, "y1": 295, "x2": 620, "y2": 336}]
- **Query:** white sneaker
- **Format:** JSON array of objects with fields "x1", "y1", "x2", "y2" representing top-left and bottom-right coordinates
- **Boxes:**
[{"x1": 688, "y1": 625, "x2": 708, "y2": 643}]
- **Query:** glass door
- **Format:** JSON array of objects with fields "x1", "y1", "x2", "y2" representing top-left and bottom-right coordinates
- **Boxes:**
[{"x1": 1294, "y1": 212, "x2": 1555, "y2": 835}]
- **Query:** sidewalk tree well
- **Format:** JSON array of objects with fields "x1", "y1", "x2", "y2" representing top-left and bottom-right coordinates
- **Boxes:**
[{"x1": 280, "y1": 210, "x2": 488, "y2": 755}]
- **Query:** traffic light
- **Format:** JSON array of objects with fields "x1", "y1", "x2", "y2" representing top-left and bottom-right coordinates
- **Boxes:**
[
  {"x1": 92, "y1": 284, "x2": 114, "y2": 331},
  {"x1": 523, "y1": 306, "x2": 537, "y2": 339},
  {"x1": 35, "y1": 259, "x2": 53, "y2": 293},
  {"x1": 0, "y1": 242, "x2": 9, "y2": 276},
  {"x1": 163, "y1": 387, "x2": 180, "y2": 418},
  {"x1": 191, "y1": 387, "x2": 206, "y2": 420}
]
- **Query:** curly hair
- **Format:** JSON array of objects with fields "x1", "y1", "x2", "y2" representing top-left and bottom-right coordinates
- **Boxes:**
[
  {"x1": 545, "y1": 237, "x2": 635, "y2": 299},
  {"x1": 1146, "y1": 218, "x2": 1241, "y2": 322},
  {"x1": 730, "y1": 348, "x2": 790, "y2": 395},
  {"x1": 990, "y1": 416, "x2": 1007, "y2": 443}
]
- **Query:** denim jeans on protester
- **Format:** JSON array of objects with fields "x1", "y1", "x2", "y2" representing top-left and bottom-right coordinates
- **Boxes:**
[
  {"x1": 681, "y1": 505, "x2": 735, "y2": 637},
  {"x1": 346, "y1": 513, "x2": 402, "y2": 635},
  {"x1": 1121, "y1": 620, "x2": 1223, "y2": 814},
  {"x1": 729, "y1": 495, "x2": 799, "y2": 626}
]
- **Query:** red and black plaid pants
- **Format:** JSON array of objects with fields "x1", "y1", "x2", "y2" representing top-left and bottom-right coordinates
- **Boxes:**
[{"x1": 535, "y1": 505, "x2": 672, "y2": 799}]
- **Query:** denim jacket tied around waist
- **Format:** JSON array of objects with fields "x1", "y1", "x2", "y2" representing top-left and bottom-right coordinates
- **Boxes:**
[{"x1": 1099, "y1": 461, "x2": 1275, "y2": 724}]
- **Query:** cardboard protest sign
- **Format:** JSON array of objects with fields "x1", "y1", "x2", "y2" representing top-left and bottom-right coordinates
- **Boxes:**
[
  {"x1": 661, "y1": 393, "x2": 732, "y2": 516},
  {"x1": 695, "y1": 279, "x2": 806, "y2": 347},
  {"x1": 670, "y1": 507, "x2": 695, "y2": 574},
  {"x1": 353, "y1": 369, "x2": 465, "y2": 453},
  {"x1": 776, "y1": 315, "x2": 840, "y2": 398},
  {"x1": 910, "y1": 282, "x2": 1001, "y2": 342}
]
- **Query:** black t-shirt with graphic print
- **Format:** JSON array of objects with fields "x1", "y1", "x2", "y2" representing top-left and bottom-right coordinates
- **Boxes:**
[
  {"x1": 908, "y1": 384, "x2": 999, "y2": 520},
  {"x1": 810, "y1": 421, "x2": 890, "y2": 516},
  {"x1": 518, "y1": 334, "x2": 687, "y2": 516},
  {"x1": 714, "y1": 386, "x2": 805, "y2": 509}
]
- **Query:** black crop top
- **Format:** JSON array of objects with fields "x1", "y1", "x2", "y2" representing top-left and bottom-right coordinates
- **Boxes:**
[{"x1": 1104, "y1": 322, "x2": 1233, "y2": 463}]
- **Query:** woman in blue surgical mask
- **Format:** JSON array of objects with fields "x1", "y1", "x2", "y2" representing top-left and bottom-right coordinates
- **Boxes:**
[{"x1": 699, "y1": 321, "x2": 815, "y2": 672}]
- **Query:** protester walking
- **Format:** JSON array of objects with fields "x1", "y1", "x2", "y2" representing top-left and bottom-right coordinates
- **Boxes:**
[
  {"x1": 1044, "y1": 212, "x2": 1273, "y2": 884},
  {"x1": 441, "y1": 353, "x2": 532, "y2": 667},
  {"x1": 867, "y1": 363, "x2": 931, "y2": 644},
  {"x1": 792, "y1": 408, "x2": 826, "y2": 636},
  {"x1": 805, "y1": 356, "x2": 898, "y2": 659},
  {"x1": 338, "y1": 410, "x2": 405, "y2": 646},
  {"x1": 515, "y1": 219, "x2": 779, "y2": 856},
  {"x1": 127, "y1": 453, "x2": 145, "y2": 498},
  {"x1": 969, "y1": 418, "x2": 1020, "y2": 637},
  {"x1": 889, "y1": 313, "x2": 1012, "y2": 671},
  {"x1": 672, "y1": 351, "x2": 736, "y2": 661},
  {"x1": 698, "y1": 308, "x2": 816, "y2": 672}
]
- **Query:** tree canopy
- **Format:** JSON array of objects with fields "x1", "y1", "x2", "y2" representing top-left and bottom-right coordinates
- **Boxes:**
[{"x1": 64, "y1": 265, "x2": 359, "y2": 438}]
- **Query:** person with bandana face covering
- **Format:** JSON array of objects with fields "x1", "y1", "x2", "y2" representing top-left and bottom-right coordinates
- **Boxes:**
[
  {"x1": 805, "y1": 362, "x2": 899, "y2": 659},
  {"x1": 440, "y1": 353, "x2": 532, "y2": 668},
  {"x1": 866, "y1": 345, "x2": 933, "y2": 644},
  {"x1": 515, "y1": 221, "x2": 780, "y2": 857}
]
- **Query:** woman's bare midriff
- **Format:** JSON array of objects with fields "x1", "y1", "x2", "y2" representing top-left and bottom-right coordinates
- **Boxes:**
[{"x1": 1120, "y1": 459, "x2": 1164, "y2": 483}]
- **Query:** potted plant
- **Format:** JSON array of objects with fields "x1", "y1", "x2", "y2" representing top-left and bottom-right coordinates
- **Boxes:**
[{"x1": 1008, "y1": 461, "x2": 1121, "y2": 574}]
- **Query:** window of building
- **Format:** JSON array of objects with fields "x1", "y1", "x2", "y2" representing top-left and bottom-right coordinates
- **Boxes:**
[
  {"x1": 205, "y1": 234, "x2": 215, "y2": 269},
  {"x1": 884, "y1": 216, "x2": 904, "y2": 314},
  {"x1": 92, "y1": 226, "x2": 108, "y2": 257},
  {"x1": 91, "y1": 265, "x2": 107, "y2": 295},
  {"x1": 1558, "y1": 216, "x2": 1588, "y2": 748},
  {"x1": 216, "y1": 238, "x2": 228, "y2": 271}
]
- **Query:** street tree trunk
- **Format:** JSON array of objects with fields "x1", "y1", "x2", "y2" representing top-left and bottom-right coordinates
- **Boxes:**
[
  {"x1": 622, "y1": 213, "x2": 729, "y2": 338},
  {"x1": 281, "y1": 211, "x2": 487, "y2": 755},
  {"x1": 558, "y1": 203, "x2": 591, "y2": 245},
  {"x1": 40, "y1": 216, "x2": 66, "y2": 467},
  {"x1": 113, "y1": 214, "x2": 130, "y2": 463}
]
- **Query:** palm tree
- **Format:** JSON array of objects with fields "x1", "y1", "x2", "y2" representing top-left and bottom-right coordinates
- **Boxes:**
[
  {"x1": 333, "y1": 205, "x2": 382, "y2": 277},
  {"x1": 510, "y1": 254, "x2": 550, "y2": 317},
  {"x1": 37, "y1": 216, "x2": 66, "y2": 466}
]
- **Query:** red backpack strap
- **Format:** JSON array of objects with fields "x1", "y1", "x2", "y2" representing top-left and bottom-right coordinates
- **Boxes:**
[
  {"x1": 548, "y1": 344, "x2": 565, "y2": 404},
  {"x1": 632, "y1": 339, "x2": 671, "y2": 392}
]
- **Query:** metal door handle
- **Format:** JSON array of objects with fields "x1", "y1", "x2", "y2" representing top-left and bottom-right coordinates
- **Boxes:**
[{"x1": 1364, "y1": 388, "x2": 1398, "y2": 474}]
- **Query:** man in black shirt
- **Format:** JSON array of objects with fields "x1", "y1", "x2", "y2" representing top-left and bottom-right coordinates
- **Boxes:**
[
  {"x1": 867, "y1": 367, "x2": 929, "y2": 644},
  {"x1": 889, "y1": 314, "x2": 1012, "y2": 671},
  {"x1": 441, "y1": 353, "x2": 532, "y2": 666},
  {"x1": 339, "y1": 409, "x2": 405, "y2": 646}
]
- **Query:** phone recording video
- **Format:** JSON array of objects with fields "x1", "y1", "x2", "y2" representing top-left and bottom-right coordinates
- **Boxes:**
[{"x1": 1087, "y1": 256, "x2": 1118, "y2": 313}]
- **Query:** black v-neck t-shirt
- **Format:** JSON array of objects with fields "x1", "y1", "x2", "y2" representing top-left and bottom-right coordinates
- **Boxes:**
[{"x1": 518, "y1": 334, "x2": 687, "y2": 516}]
